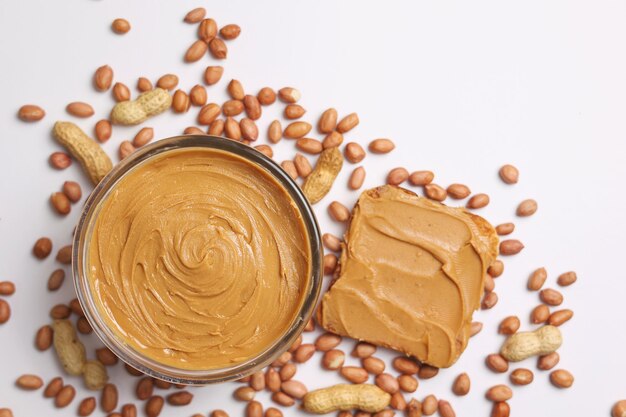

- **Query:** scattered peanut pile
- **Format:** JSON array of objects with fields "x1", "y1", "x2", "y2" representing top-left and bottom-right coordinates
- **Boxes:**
[{"x1": 4, "y1": 5, "x2": 624, "y2": 417}]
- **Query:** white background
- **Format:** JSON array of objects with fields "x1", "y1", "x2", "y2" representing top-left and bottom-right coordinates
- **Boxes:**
[{"x1": 1, "y1": 0, "x2": 625, "y2": 416}]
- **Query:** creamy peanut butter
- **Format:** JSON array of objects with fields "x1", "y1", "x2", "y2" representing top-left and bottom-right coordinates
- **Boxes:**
[
  {"x1": 318, "y1": 185, "x2": 498, "y2": 368},
  {"x1": 88, "y1": 147, "x2": 311, "y2": 370}
]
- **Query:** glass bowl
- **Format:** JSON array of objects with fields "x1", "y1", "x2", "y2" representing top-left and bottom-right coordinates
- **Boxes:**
[{"x1": 73, "y1": 135, "x2": 323, "y2": 384}]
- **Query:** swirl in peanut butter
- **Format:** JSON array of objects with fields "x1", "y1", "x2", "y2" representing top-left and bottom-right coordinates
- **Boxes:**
[{"x1": 88, "y1": 148, "x2": 310, "y2": 370}]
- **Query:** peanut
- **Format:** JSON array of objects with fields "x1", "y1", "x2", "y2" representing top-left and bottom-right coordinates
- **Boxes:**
[
  {"x1": 537, "y1": 352, "x2": 560, "y2": 370},
  {"x1": 136, "y1": 377, "x2": 153, "y2": 400},
  {"x1": 185, "y1": 40, "x2": 208, "y2": 62},
  {"x1": 467, "y1": 193, "x2": 490, "y2": 209},
  {"x1": 53, "y1": 319, "x2": 86, "y2": 376},
  {"x1": 44, "y1": 377, "x2": 63, "y2": 398},
  {"x1": 266, "y1": 368, "x2": 281, "y2": 392},
  {"x1": 328, "y1": 201, "x2": 350, "y2": 222},
  {"x1": 517, "y1": 199, "x2": 538, "y2": 216},
  {"x1": 470, "y1": 321, "x2": 483, "y2": 336},
  {"x1": 66, "y1": 102, "x2": 94, "y2": 118},
  {"x1": 184, "y1": 7, "x2": 206, "y2": 23},
  {"x1": 145, "y1": 396, "x2": 164, "y2": 417},
  {"x1": 110, "y1": 88, "x2": 172, "y2": 125},
  {"x1": 84, "y1": 360, "x2": 108, "y2": 390},
  {"x1": 303, "y1": 384, "x2": 391, "y2": 414},
  {"x1": 222, "y1": 99, "x2": 244, "y2": 116},
  {"x1": 172, "y1": 90, "x2": 191, "y2": 113},
  {"x1": 392, "y1": 357, "x2": 419, "y2": 375},
  {"x1": 258, "y1": 87, "x2": 277, "y2": 105},
  {"x1": 344, "y1": 142, "x2": 366, "y2": 163},
  {"x1": 557, "y1": 271, "x2": 577, "y2": 287},
  {"x1": 375, "y1": 373, "x2": 399, "y2": 394},
  {"x1": 548, "y1": 309, "x2": 573, "y2": 326},
  {"x1": 612, "y1": 400, "x2": 626, "y2": 417},
  {"x1": 499, "y1": 164, "x2": 519, "y2": 184},
  {"x1": 531, "y1": 304, "x2": 550, "y2": 324},
  {"x1": 387, "y1": 167, "x2": 409, "y2": 185},
  {"x1": 209, "y1": 38, "x2": 228, "y2": 58},
  {"x1": 485, "y1": 385, "x2": 513, "y2": 402},
  {"x1": 368, "y1": 139, "x2": 395, "y2": 154},
  {"x1": 397, "y1": 375, "x2": 418, "y2": 393},
  {"x1": 198, "y1": 103, "x2": 221, "y2": 125},
  {"x1": 500, "y1": 325, "x2": 562, "y2": 362},
  {"x1": 302, "y1": 147, "x2": 343, "y2": 204},
  {"x1": 278, "y1": 87, "x2": 301, "y2": 103},
  {"x1": 421, "y1": 395, "x2": 437, "y2": 416},
  {"x1": 204, "y1": 66, "x2": 224, "y2": 85},
  {"x1": 509, "y1": 368, "x2": 533, "y2": 385},
  {"x1": 488, "y1": 260, "x2": 504, "y2": 277},
  {"x1": 255, "y1": 145, "x2": 273, "y2": 158},
  {"x1": 53, "y1": 121, "x2": 113, "y2": 185},
  {"x1": 48, "y1": 269, "x2": 65, "y2": 291},
  {"x1": 190, "y1": 85, "x2": 207, "y2": 106},
  {"x1": 167, "y1": 391, "x2": 193, "y2": 406},
  {"x1": 408, "y1": 170, "x2": 434, "y2": 186},
  {"x1": 363, "y1": 357, "x2": 386, "y2": 375},
  {"x1": 281, "y1": 380, "x2": 308, "y2": 399},
  {"x1": 451, "y1": 373, "x2": 470, "y2": 396},
  {"x1": 55, "y1": 385, "x2": 76, "y2": 407},
  {"x1": 51, "y1": 192, "x2": 71, "y2": 215},
  {"x1": 340, "y1": 366, "x2": 369, "y2": 384},
  {"x1": 315, "y1": 333, "x2": 342, "y2": 351},
  {"x1": 119, "y1": 141, "x2": 136, "y2": 159},
  {"x1": 337, "y1": 113, "x2": 359, "y2": 133},
  {"x1": 424, "y1": 184, "x2": 447, "y2": 201},
  {"x1": 49, "y1": 152, "x2": 72, "y2": 169},
  {"x1": 481, "y1": 291, "x2": 498, "y2": 309},
  {"x1": 209, "y1": 119, "x2": 225, "y2": 135},
  {"x1": 279, "y1": 362, "x2": 297, "y2": 380},
  {"x1": 296, "y1": 138, "x2": 324, "y2": 154},
  {"x1": 18, "y1": 104, "x2": 45, "y2": 121},
  {"x1": 438, "y1": 400, "x2": 455, "y2": 417},
  {"x1": 446, "y1": 184, "x2": 471, "y2": 199},
  {"x1": 101, "y1": 383, "x2": 119, "y2": 411},
  {"x1": 528, "y1": 267, "x2": 548, "y2": 291},
  {"x1": 498, "y1": 316, "x2": 520, "y2": 335},
  {"x1": 78, "y1": 397, "x2": 96, "y2": 417},
  {"x1": 50, "y1": 304, "x2": 71, "y2": 319},
  {"x1": 111, "y1": 18, "x2": 131, "y2": 34},
  {"x1": 56, "y1": 245, "x2": 72, "y2": 264},
  {"x1": 137, "y1": 77, "x2": 153, "y2": 92},
  {"x1": 268, "y1": 120, "x2": 282, "y2": 143},
  {"x1": 406, "y1": 399, "x2": 421, "y2": 417},
  {"x1": 390, "y1": 392, "x2": 406, "y2": 410},
  {"x1": 96, "y1": 347, "x2": 118, "y2": 366},
  {"x1": 35, "y1": 325, "x2": 53, "y2": 350},
  {"x1": 220, "y1": 24, "x2": 241, "y2": 40},
  {"x1": 318, "y1": 108, "x2": 338, "y2": 133},
  {"x1": 499, "y1": 239, "x2": 524, "y2": 255},
  {"x1": 250, "y1": 371, "x2": 265, "y2": 391},
  {"x1": 113, "y1": 82, "x2": 131, "y2": 102},
  {"x1": 198, "y1": 18, "x2": 217, "y2": 41},
  {"x1": 294, "y1": 153, "x2": 313, "y2": 178},
  {"x1": 540, "y1": 288, "x2": 564, "y2": 306},
  {"x1": 62, "y1": 181, "x2": 82, "y2": 203},
  {"x1": 491, "y1": 402, "x2": 510, "y2": 417},
  {"x1": 485, "y1": 354, "x2": 509, "y2": 373},
  {"x1": 224, "y1": 117, "x2": 242, "y2": 140},
  {"x1": 16, "y1": 374, "x2": 43, "y2": 390},
  {"x1": 33, "y1": 237, "x2": 52, "y2": 259},
  {"x1": 95, "y1": 119, "x2": 112, "y2": 142},
  {"x1": 349, "y1": 166, "x2": 366, "y2": 190},
  {"x1": 293, "y1": 344, "x2": 316, "y2": 363},
  {"x1": 122, "y1": 404, "x2": 137, "y2": 417},
  {"x1": 244, "y1": 95, "x2": 262, "y2": 120},
  {"x1": 322, "y1": 349, "x2": 345, "y2": 370},
  {"x1": 284, "y1": 121, "x2": 312, "y2": 138},
  {"x1": 549, "y1": 369, "x2": 574, "y2": 388},
  {"x1": 285, "y1": 104, "x2": 306, "y2": 119},
  {"x1": 234, "y1": 387, "x2": 256, "y2": 401},
  {"x1": 352, "y1": 342, "x2": 377, "y2": 358},
  {"x1": 240, "y1": 118, "x2": 259, "y2": 141},
  {"x1": 246, "y1": 401, "x2": 263, "y2": 417},
  {"x1": 323, "y1": 131, "x2": 344, "y2": 149},
  {"x1": 417, "y1": 365, "x2": 438, "y2": 379},
  {"x1": 495, "y1": 222, "x2": 515, "y2": 235},
  {"x1": 281, "y1": 161, "x2": 298, "y2": 180}
]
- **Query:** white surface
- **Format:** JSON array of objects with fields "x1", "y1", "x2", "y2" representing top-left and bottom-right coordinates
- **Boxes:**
[{"x1": 0, "y1": 0, "x2": 625, "y2": 416}]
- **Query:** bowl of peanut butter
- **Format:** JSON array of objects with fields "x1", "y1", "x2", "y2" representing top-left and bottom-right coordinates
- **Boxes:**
[{"x1": 73, "y1": 135, "x2": 322, "y2": 384}]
